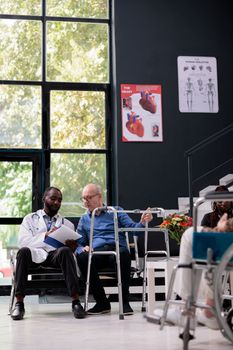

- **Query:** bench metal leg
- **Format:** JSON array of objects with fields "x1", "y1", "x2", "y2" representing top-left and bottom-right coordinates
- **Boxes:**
[{"x1": 8, "y1": 284, "x2": 15, "y2": 315}]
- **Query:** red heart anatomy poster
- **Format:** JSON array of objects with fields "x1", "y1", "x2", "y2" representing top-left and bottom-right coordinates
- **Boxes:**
[{"x1": 121, "y1": 84, "x2": 163, "y2": 142}]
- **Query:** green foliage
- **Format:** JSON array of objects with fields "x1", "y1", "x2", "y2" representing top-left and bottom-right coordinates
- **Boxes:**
[
  {"x1": 0, "y1": 162, "x2": 32, "y2": 217},
  {"x1": 0, "y1": 0, "x2": 108, "y2": 18},
  {"x1": 0, "y1": 20, "x2": 41, "y2": 81},
  {"x1": 0, "y1": 0, "x2": 41, "y2": 16},
  {"x1": 47, "y1": 0, "x2": 108, "y2": 19},
  {"x1": 47, "y1": 21, "x2": 108, "y2": 83},
  {"x1": 51, "y1": 90, "x2": 105, "y2": 149},
  {"x1": 0, "y1": 225, "x2": 19, "y2": 249},
  {"x1": 0, "y1": 5, "x2": 108, "y2": 82},
  {"x1": 51, "y1": 153, "x2": 106, "y2": 216},
  {"x1": 0, "y1": 85, "x2": 41, "y2": 148}
]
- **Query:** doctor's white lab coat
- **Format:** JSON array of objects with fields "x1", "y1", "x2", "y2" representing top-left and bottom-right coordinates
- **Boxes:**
[{"x1": 18, "y1": 209, "x2": 74, "y2": 264}]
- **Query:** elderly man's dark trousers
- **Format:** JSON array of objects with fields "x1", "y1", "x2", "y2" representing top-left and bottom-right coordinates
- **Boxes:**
[{"x1": 76, "y1": 245, "x2": 131, "y2": 304}]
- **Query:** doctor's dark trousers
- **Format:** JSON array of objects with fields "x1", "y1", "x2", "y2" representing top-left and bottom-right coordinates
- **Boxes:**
[{"x1": 14, "y1": 246, "x2": 81, "y2": 298}]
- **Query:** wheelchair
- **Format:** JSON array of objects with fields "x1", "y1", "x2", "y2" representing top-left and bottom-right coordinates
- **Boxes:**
[{"x1": 156, "y1": 191, "x2": 233, "y2": 350}]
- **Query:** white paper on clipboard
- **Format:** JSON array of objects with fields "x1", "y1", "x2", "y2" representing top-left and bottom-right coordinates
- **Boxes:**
[{"x1": 44, "y1": 224, "x2": 82, "y2": 248}]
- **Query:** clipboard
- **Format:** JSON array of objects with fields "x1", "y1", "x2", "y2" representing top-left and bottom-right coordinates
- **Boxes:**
[{"x1": 44, "y1": 224, "x2": 82, "y2": 248}]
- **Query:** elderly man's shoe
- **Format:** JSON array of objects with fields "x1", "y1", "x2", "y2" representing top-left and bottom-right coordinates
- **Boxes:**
[
  {"x1": 87, "y1": 302, "x2": 111, "y2": 315},
  {"x1": 11, "y1": 301, "x2": 25, "y2": 320},
  {"x1": 123, "y1": 303, "x2": 134, "y2": 315}
]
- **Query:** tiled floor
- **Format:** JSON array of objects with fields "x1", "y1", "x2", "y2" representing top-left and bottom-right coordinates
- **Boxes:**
[{"x1": 0, "y1": 296, "x2": 232, "y2": 350}]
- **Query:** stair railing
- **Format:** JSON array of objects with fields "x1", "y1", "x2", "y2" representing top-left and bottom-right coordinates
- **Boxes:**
[{"x1": 185, "y1": 123, "x2": 233, "y2": 216}]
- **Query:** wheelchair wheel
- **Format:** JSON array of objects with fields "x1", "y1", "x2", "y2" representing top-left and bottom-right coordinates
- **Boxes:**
[
  {"x1": 226, "y1": 309, "x2": 233, "y2": 332},
  {"x1": 213, "y1": 243, "x2": 233, "y2": 343}
]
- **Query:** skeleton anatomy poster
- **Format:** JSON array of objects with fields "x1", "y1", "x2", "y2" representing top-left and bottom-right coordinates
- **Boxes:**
[
  {"x1": 121, "y1": 84, "x2": 163, "y2": 142},
  {"x1": 177, "y1": 56, "x2": 219, "y2": 113}
]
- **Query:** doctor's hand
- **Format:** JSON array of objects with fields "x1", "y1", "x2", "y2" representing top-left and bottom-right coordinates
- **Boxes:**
[
  {"x1": 45, "y1": 226, "x2": 57, "y2": 238},
  {"x1": 65, "y1": 239, "x2": 78, "y2": 252}
]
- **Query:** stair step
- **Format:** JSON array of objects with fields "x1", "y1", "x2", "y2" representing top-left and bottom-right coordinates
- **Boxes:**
[
  {"x1": 199, "y1": 185, "x2": 216, "y2": 197},
  {"x1": 219, "y1": 174, "x2": 233, "y2": 186},
  {"x1": 174, "y1": 174, "x2": 233, "y2": 226},
  {"x1": 178, "y1": 197, "x2": 198, "y2": 211}
]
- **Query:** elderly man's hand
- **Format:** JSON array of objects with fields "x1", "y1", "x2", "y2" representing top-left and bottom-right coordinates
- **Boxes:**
[
  {"x1": 83, "y1": 245, "x2": 90, "y2": 252},
  {"x1": 140, "y1": 207, "x2": 153, "y2": 225}
]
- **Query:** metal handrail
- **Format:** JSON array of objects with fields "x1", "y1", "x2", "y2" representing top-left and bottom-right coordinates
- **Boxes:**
[
  {"x1": 185, "y1": 123, "x2": 233, "y2": 216},
  {"x1": 185, "y1": 123, "x2": 233, "y2": 156}
]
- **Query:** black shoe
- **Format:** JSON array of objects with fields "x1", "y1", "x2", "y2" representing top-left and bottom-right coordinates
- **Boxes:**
[
  {"x1": 72, "y1": 300, "x2": 86, "y2": 319},
  {"x1": 123, "y1": 303, "x2": 134, "y2": 315},
  {"x1": 87, "y1": 302, "x2": 111, "y2": 315},
  {"x1": 11, "y1": 301, "x2": 25, "y2": 320}
]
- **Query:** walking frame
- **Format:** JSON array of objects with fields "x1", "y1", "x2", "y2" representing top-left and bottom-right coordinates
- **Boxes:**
[{"x1": 84, "y1": 206, "x2": 170, "y2": 319}]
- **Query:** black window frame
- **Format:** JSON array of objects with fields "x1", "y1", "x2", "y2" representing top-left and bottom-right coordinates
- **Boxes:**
[
  {"x1": 0, "y1": 150, "x2": 43, "y2": 225},
  {"x1": 0, "y1": 0, "x2": 112, "y2": 226}
]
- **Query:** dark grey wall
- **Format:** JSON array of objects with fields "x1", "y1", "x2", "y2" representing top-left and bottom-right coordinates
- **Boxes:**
[{"x1": 112, "y1": 0, "x2": 233, "y2": 211}]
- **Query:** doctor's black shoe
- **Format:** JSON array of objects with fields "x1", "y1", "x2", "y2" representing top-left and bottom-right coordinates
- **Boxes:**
[
  {"x1": 11, "y1": 301, "x2": 25, "y2": 320},
  {"x1": 72, "y1": 300, "x2": 86, "y2": 319}
]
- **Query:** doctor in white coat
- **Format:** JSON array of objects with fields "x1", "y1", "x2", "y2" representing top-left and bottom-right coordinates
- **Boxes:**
[{"x1": 11, "y1": 186, "x2": 86, "y2": 320}]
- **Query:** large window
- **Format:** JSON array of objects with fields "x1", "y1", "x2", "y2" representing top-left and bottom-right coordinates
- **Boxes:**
[
  {"x1": 0, "y1": 85, "x2": 41, "y2": 148},
  {"x1": 0, "y1": 161, "x2": 32, "y2": 217},
  {"x1": 50, "y1": 90, "x2": 106, "y2": 149},
  {"x1": 0, "y1": 0, "x2": 111, "y2": 284},
  {"x1": 47, "y1": 22, "x2": 109, "y2": 83}
]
